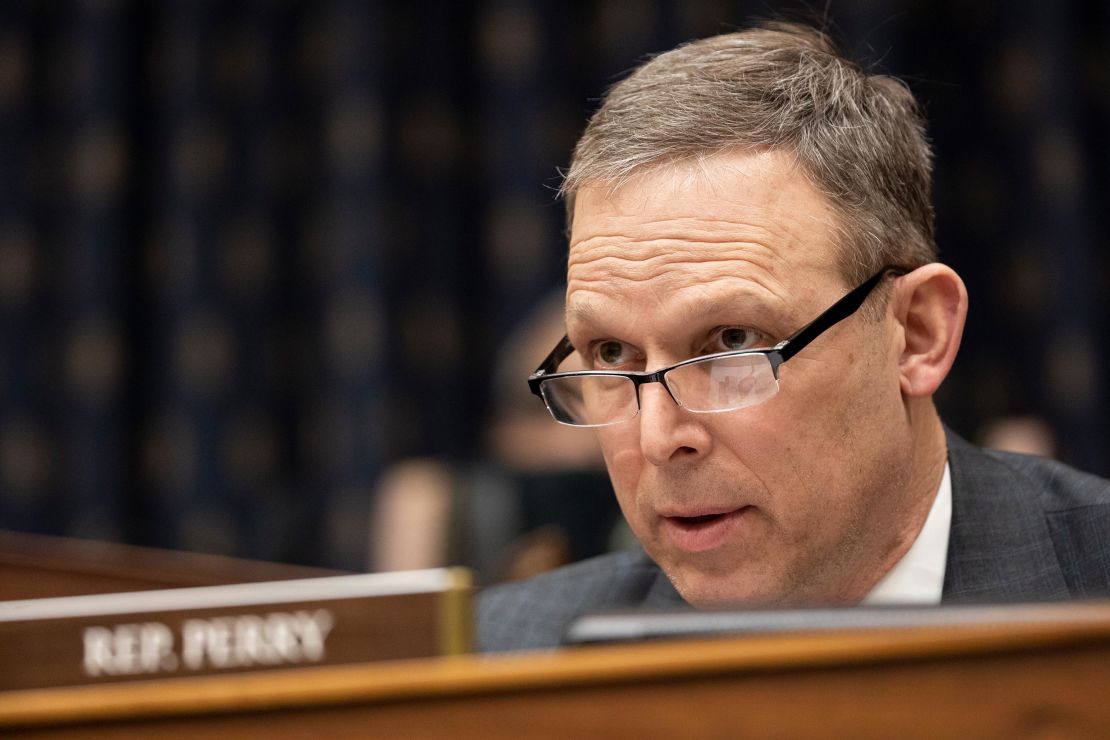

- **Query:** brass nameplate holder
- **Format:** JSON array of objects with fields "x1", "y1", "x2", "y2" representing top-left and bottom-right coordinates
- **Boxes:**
[{"x1": 0, "y1": 567, "x2": 471, "y2": 692}]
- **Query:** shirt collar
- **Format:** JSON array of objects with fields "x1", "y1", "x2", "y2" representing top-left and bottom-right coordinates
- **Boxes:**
[{"x1": 861, "y1": 462, "x2": 952, "y2": 605}]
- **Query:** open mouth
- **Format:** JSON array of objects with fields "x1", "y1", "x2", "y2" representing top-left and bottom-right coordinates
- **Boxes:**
[
  {"x1": 660, "y1": 507, "x2": 749, "y2": 552},
  {"x1": 672, "y1": 513, "x2": 727, "y2": 527},
  {"x1": 666, "y1": 508, "x2": 746, "y2": 530}
]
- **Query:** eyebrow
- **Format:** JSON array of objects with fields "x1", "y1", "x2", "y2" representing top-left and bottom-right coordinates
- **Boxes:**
[
  {"x1": 564, "y1": 300, "x2": 602, "y2": 328},
  {"x1": 565, "y1": 289, "x2": 789, "y2": 336}
]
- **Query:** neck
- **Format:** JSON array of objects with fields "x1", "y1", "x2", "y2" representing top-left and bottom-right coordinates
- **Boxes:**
[
  {"x1": 834, "y1": 400, "x2": 949, "y2": 604},
  {"x1": 873, "y1": 401, "x2": 949, "y2": 593},
  {"x1": 907, "y1": 401, "x2": 950, "y2": 506}
]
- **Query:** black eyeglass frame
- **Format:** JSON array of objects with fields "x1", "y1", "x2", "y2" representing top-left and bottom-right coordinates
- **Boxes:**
[{"x1": 527, "y1": 267, "x2": 909, "y2": 415}]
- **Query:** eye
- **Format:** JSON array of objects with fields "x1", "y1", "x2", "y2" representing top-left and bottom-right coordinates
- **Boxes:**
[
  {"x1": 594, "y1": 340, "x2": 632, "y2": 368},
  {"x1": 713, "y1": 326, "x2": 762, "y2": 352}
]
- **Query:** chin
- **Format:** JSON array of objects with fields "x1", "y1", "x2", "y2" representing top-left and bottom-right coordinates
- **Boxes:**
[{"x1": 665, "y1": 566, "x2": 779, "y2": 609}]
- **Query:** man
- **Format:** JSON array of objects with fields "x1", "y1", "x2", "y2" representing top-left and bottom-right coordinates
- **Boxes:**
[{"x1": 477, "y1": 22, "x2": 1110, "y2": 652}]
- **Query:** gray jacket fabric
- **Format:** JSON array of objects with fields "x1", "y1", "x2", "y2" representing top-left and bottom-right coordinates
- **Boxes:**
[{"x1": 476, "y1": 430, "x2": 1110, "y2": 652}]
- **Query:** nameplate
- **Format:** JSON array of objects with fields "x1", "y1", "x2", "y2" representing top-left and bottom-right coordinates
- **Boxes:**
[{"x1": 0, "y1": 568, "x2": 471, "y2": 692}]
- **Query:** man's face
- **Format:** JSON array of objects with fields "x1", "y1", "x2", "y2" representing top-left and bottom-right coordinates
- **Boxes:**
[{"x1": 565, "y1": 150, "x2": 915, "y2": 607}]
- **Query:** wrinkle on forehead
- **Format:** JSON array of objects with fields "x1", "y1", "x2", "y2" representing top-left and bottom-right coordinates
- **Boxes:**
[
  {"x1": 568, "y1": 241, "x2": 787, "y2": 294},
  {"x1": 566, "y1": 151, "x2": 843, "y2": 304}
]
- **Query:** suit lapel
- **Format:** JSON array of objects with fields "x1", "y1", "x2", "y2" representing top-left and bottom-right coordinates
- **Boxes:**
[{"x1": 943, "y1": 430, "x2": 1070, "y2": 602}]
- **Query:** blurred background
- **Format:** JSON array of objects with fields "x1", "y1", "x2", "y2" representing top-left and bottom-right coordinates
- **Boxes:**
[{"x1": 0, "y1": 1, "x2": 1106, "y2": 575}]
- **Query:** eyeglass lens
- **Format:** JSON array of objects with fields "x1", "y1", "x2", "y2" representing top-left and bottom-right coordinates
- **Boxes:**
[
  {"x1": 540, "y1": 353, "x2": 779, "y2": 427},
  {"x1": 666, "y1": 354, "x2": 778, "y2": 411}
]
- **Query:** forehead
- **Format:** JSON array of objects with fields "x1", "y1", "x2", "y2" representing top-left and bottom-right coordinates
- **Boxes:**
[{"x1": 566, "y1": 150, "x2": 844, "y2": 329}]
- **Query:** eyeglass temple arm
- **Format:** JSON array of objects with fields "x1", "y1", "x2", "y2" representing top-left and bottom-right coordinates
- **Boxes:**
[
  {"x1": 776, "y1": 268, "x2": 905, "y2": 364},
  {"x1": 528, "y1": 334, "x2": 575, "y2": 397}
]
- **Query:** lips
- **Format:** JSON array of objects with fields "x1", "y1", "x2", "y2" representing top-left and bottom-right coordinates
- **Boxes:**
[{"x1": 659, "y1": 506, "x2": 750, "y2": 553}]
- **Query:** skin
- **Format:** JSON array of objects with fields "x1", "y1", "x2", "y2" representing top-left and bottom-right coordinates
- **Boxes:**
[{"x1": 566, "y1": 149, "x2": 967, "y2": 607}]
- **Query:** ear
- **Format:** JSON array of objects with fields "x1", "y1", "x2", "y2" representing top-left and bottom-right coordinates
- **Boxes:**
[{"x1": 890, "y1": 264, "x2": 967, "y2": 398}]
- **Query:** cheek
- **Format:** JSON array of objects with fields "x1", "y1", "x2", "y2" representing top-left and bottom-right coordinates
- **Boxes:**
[
  {"x1": 598, "y1": 423, "x2": 639, "y2": 464},
  {"x1": 753, "y1": 349, "x2": 899, "y2": 506},
  {"x1": 598, "y1": 427, "x2": 645, "y2": 505},
  {"x1": 709, "y1": 368, "x2": 869, "y2": 507},
  {"x1": 780, "y1": 339, "x2": 886, "y2": 428}
]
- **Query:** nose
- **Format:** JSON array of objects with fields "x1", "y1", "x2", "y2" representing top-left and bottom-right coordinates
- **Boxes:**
[{"x1": 636, "y1": 382, "x2": 712, "y2": 467}]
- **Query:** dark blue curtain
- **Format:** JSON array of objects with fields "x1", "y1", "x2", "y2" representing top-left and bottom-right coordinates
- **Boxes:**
[{"x1": 0, "y1": 1, "x2": 1106, "y2": 569}]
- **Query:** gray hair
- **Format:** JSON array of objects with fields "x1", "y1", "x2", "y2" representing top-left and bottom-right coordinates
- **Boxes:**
[{"x1": 561, "y1": 22, "x2": 937, "y2": 284}]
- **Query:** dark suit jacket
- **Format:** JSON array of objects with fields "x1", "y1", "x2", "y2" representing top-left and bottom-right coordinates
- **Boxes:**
[{"x1": 476, "y1": 431, "x2": 1110, "y2": 652}]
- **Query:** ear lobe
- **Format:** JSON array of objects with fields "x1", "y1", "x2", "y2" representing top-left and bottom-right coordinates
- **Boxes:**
[{"x1": 894, "y1": 264, "x2": 968, "y2": 398}]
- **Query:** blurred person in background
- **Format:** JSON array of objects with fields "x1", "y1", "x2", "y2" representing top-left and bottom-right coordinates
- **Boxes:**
[
  {"x1": 370, "y1": 292, "x2": 625, "y2": 583},
  {"x1": 978, "y1": 415, "x2": 1056, "y2": 458}
]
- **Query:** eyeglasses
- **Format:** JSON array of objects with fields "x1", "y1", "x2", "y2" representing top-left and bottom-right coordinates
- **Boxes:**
[{"x1": 528, "y1": 267, "x2": 907, "y2": 427}]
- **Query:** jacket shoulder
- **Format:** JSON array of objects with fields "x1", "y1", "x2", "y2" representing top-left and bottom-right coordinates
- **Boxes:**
[
  {"x1": 476, "y1": 550, "x2": 664, "y2": 653},
  {"x1": 989, "y1": 448, "x2": 1110, "y2": 595},
  {"x1": 947, "y1": 433, "x2": 1110, "y2": 598},
  {"x1": 980, "y1": 446, "x2": 1110, "y2": 509}
]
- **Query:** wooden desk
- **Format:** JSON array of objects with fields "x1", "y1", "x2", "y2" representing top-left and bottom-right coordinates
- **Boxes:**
[
  {"x1": 2, "y1": 611, "x2": 1109, "y2": 738},
  {"x1": 0, "y1": 530, "x2": 340, "y2": 600}
]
